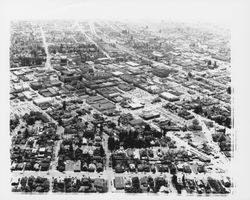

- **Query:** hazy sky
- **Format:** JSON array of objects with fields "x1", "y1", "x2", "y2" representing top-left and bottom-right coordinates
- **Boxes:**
[{"x1": 3, "y1": 0, "x2": 238, "y2": 25}]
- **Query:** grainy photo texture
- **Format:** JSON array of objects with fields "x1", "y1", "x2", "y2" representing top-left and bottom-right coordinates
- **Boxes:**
[{"x1": 9, "y1": 19, "x2": 232, "y2": 195}]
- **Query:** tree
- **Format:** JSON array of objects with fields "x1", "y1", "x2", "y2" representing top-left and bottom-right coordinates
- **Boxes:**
[
  {"x1": 188, "y1": 72, "x2": 193, "y2": 78},
  {"x1": 109, "y1": 122, "x2": 116, "y2": 130},
  {"x1": 42, "y1": 180, "x2": 50, "y2": 192},
  {"x1": 20, "y1": 177, "x2": 27, "y2": 188},
  {"x1": 172, "y1": 174, "x2": 177, "y2": 185},
  {"x1": 225, "y1": 117, "x2": 231, "y2": 128},
  {"x1": 74, "y1": 147, "x2": 81, "y2": 160},
  {"x1": 153, "y1": 130, "x2": 162, "y2": 138},
  {"x1": 123, "y1": 137, "x2": 133, "y2": 149},
  {"x1": 84, "y1": 122, "x2": 89, "y2": 128},
  {"x1": 212, "y1": 133, "x2": 220, "y2": 142},
  {"x1": 186, "y1": 132, "x2": 192, "y2": 140},
  {"x1": 218, "y1": 134, "x2": 227, "y2": 143},
  {"x1": 99, "y1": 145, "x2": 105, "y2": 157},
  {"x1": 59, "y1": 44, "x2": 63, "y2": 52},
  {"x1": 192, "y1": 119, "x2": 199, "y2": 126},
  {"x1": 227, "y1": 86, "x2": 231, "y2": 94},
  {"x1": 23, "y1": 128, "x2": 29, "y2": 139},
  {"x1": 69, "y1": 143, "x2": 74, "y2": 160},
  {"x1": 183, "y1": 124, "x2": 188, "y2": 132},
  {"x1": 194, "y1": 105, "x2": 203, "y2": 114},
  {"x1": 165, "y1": 136, "x2": 172, "y2": 142},
  {"x1": 135, "y1": 138, "x2": 145, "y2": 148},
  {"x1": 202, "y1": 142, "x2": 210, "y2": 152},
  {"x1": 182, "y1": 174, "x2": 186, "y2": 187},
  {"x1": 62, "y1": 101, "x2": 66, "y2": 111},
  {"x1": 108, "y1": 137, "x2": 116, "y2": 151},
  {"x1": 144, "y1": 124, "x2": 151, "y2": 132},
  {"x1": 118, "y1": 117, "x2": 121, "y2": 126},
  {"x1": 144, "y1": 136, "x2": 152, "y2": 147},
  {"x1": 83, "y1": 129, "x2": 94, "y2": 139},
  {"x1": 26, "y1": 117, "x2": 35, "y2": 126}
]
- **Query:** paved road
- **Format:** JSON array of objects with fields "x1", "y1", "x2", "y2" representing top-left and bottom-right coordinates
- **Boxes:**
[
  {"x1": 76, "y1": 21, "x2": 111, "y2": 59},
  {"x1": 39, "y1": 26, "x2": 52, "y2": 71}
]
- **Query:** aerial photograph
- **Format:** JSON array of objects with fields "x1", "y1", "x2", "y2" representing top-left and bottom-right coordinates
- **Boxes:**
[{"x1": 9, "y1": 19, "x2": 232, "y2": 195}]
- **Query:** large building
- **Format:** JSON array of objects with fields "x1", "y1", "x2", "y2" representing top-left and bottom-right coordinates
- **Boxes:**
[
  {"x1": 160, "y1": 92, "x2": 180, "y2": 102},
  {"x1": 86, "y1": 95, "x2": 116, "y2": 112},
  {"x1": 140, "y1": 110, "x2": 160, "y2": 120},
  {"x1": 33, "y1": 97, "x2": 53, "y2": 106}
]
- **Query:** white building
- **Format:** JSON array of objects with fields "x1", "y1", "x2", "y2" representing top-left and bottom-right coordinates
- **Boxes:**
[
  {"x1": 160, "y1": 92, "x2": 180, "y2": 102},
  {"x1": 33, "y1": 97, "x2": 53, "y2": 106}
]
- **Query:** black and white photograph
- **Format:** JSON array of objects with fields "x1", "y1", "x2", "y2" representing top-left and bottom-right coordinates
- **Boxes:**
[{"x1": 1, "y1": 0, "x2": 250, "y2": 199}]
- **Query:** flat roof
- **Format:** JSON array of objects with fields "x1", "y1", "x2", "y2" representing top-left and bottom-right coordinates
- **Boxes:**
[
  {"x1": 126, "y1": 61, "x2": 140, "y2": 67},
  {"x1": 160, "y1": 92, "x2": 178, "y2": 99},
  {"x1": 152, "y1": 51, "x2": 163, "y2": 57},
  {"x1": 112, "y1": 71, "x2": 124, "y2": 76},
  {"x1": 86, "y1": 95, "x2": 104, "y2": 102},
  {"x1": 33, "y1": 97, "x2": 53, "y2": 104},
  {"x1": 130, "y1": 102, "x2": 144, "y2": 109}
]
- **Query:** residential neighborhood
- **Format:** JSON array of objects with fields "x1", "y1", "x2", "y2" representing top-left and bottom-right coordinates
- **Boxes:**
[{"x1": 10, "y1": 20, "x2": 232, "y2": 195}]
